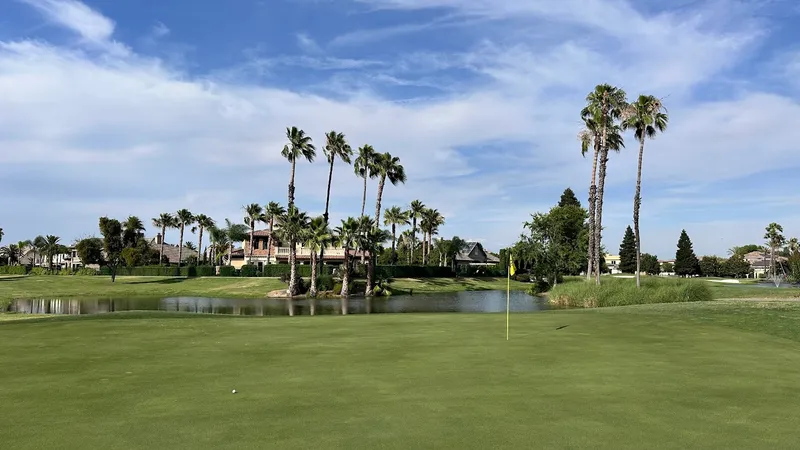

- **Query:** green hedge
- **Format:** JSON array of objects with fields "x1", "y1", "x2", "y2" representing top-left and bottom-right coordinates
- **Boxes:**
[
  {"x1": 261, "y1": 264, "x2": 332, "y2": 277},
  {"x1": 241, "y1": 265, "x2": 259, "y2": 277},
  {"x1": 219, "y1": 266, "x2": 237, "y2": 277},
  {"x1": 0, "y1": 266, "x2": 27, "y2": 275},
  {"x1": 98, "y1": 265, "x2": 216, "y2": 277},
  {"x1": 374, "y1": 265, "x2": 455, "y2": 279}
]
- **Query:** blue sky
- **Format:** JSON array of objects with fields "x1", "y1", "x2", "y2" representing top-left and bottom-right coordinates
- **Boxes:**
[{"x1": 2, "y1": 0, "x2": 800, "y2": 258}]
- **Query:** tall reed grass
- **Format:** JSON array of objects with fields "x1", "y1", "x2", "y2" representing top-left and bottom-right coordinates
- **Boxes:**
[{"x1": 548, "y1": 277, "x2": 713, "y2": 308}]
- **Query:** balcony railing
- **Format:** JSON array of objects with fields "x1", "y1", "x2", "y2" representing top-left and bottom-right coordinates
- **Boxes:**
[{"x1": 275, "y1": 247, "x2": 346, "y2": 257}]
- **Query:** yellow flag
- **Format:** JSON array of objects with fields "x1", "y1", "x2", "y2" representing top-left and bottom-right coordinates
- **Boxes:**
[{"x1": 510, "y1": 259, "x2": 517, "y2": 276}]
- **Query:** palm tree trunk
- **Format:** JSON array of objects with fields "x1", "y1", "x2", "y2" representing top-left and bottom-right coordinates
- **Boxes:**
[
  {"x1": 391, "y1": 224, "x2": 397, "y2": 265},
  {"x1": 411, "y1": 218, "x2": 417, "y2": 264},
  {"x1": 198, "y1": 227, "x2": 204, "y2": 265},
  {"x1": 249, "y1": 221, "x2": 255, "y2": 265},
  {"x1": 178, "y1": 225, "x2": 185, "y2": 268},
  {"x1": 289, "y1": 159, "x2": 297, "y2": 208},
  {"x1": 341, "y1": 249, "x2": 349, "y2": 315},
  {"x1": 634, "y1": 138, "x2": 645, "y2": 289},
  {"x1": 594, "y1": 149, "x2": 609, "y2": 285},
  {"x1": 310, "y1": 251, "x2": 318, "y2": 299},
  {"x1": 229, "y1": 242, "x2": 234, "y2": 266},
  {"x1": 428, "y1": 233, "x2": 433, "y2": 266},
  {"x1": 160, "y1": 225, "x2": 166, "y2": 266},
  {"x1": 375, "y1": 176, "x2": 386, "y2": 226},
  {"x1": 319, "y1": 157, "x2": 336, "y2": 278},
  {"x1": 267, "y1": 219, "x2": 274, "y2": 265},
  {"x1": 586, "y1": 140, "x2": 599, "y2": 280},
  {"x1": 422, "y1": 231, "x2": 428, "y2": 265},
  {"x1": 365, "y1": 254, "x2": 374, "y2": 296},
  {"x1": 361, "y1": 175, "x2": 368, "y2": 217},
  {"x1": 289, "y1": 239, "x2": 297, "y2": 297}
]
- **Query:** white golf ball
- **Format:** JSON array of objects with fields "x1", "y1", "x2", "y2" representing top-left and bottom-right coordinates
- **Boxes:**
[{"x1": 232, "y1": 389, "x2": 237, "y2": 394}]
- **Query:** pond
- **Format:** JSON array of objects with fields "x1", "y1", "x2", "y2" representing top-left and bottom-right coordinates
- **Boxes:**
[{"x1": 10, "y1": 290, "x2": 548, "y2": 316}]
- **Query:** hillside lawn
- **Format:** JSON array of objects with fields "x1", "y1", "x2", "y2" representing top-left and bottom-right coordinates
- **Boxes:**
[
  {"x1": 3, "y1": 301, "x2": 800, "y2": 449},
  {"x1": 0, "y1": 275, "x2": 532, "y2": 306}
]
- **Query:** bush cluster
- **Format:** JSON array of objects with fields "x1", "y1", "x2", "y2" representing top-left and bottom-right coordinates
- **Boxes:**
[
  {"x1": 0, "y1": 266, "x2": 27, "y2": 275},
  {"x1": 548, "y1": 277, "x2": 713, "y2": 308}
]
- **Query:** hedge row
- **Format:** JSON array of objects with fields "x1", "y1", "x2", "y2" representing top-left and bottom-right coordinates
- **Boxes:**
[
  {"x1": 0, "y1": 266, "x2": 27, "y2": 275},
  {"x1": 98, "y1": 266, "x2": 216, "y2": 277}
]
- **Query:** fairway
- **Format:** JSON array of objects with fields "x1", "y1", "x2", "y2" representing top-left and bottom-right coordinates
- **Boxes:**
[{"x1": 3, "y1": 302, "x2": 800, "y2": 449}]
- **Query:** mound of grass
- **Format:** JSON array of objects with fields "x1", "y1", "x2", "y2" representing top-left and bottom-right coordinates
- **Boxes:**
[{"x1": 549, "y1": 276, "x2": 712, "y2": 308}]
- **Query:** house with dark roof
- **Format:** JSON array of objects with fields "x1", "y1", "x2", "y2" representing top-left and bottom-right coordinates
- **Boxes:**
[
  {"x1": 455, "y1": 242, "x2": 500, "y2": 267},
  {"x1": 148, "y1": 234, "x2": 198, "y2": 265}
]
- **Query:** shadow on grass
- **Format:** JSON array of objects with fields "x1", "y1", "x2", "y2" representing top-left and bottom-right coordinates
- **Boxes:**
[{"x1": 125, "y1": 278, "x2": 188, "y2": 285}]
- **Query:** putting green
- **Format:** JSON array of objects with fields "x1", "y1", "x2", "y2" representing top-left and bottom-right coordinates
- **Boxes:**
[{"x1": 2, "y1": 302, "x2": 800, "y2": 449}]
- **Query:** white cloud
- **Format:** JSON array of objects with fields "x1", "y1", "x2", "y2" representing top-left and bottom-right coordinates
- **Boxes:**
[
  {"x1": 1, "y1": 0, "x2": 798, "y2": 256},
  {"x1": 151, "y1": 21, "x2": 170, "y2": 39},
  {"x1": 295, "y1": 32, "x2": 321, "y2": 53}
]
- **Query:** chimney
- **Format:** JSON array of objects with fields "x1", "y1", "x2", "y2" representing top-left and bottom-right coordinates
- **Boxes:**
[{"x1": 156, "y1": 233, "x2": 163, "y2": 245}]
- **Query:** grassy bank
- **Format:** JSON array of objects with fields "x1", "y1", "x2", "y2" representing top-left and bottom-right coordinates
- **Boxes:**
[
  {"x1": 549, "y1": 277, "x2": 713, "y2": 307},
  {"x1": 706, "y1": 282, "x2": 800, "y2": 299},
  {"x1": 0, "y1": 275, "x2": 531, "y2": 307},
  {"x1": 3, "y1": 302, "x2": 800, "y2": 449}
]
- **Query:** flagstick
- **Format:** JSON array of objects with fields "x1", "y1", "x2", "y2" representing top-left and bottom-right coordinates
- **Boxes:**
[{"x1": 506, "y1": 264, "x2": 510, "y2": 341}]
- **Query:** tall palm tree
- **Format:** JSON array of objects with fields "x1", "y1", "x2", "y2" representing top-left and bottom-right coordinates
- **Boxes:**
[
  {"x1": 264, "y1": 201, "x2": 285, "y2": 265},
  {"x1": 191, "y1": 214, "x2": 215, "y2": 265},
  {"x1": 175, "y1": 209, "x2": 195, "y2": 267},
  {"x1": 354, "y1": 145, "x2": 377, "y2": 217},
  {"x1": 207, "y1": 226, "x2": 229, "y2": 265},
  {"x1": 358, "y1": 222, "x2": 391, "y2": 296},
  {"x1": 788, "y1": 238, "x2": 799, "y2": 255},
  {"x1": 304, "y1": 216, "x2": 332, "y2": 305},
  {"x1": 622, "y1": 94, "x2": 668, "y2": 288},
  {"x1": 383, "y1": 206, "x2": 409, "y2": 264},
  {"x1": 32, "y1": 235, "x2": 46, "y2": 267},
  {"x1": 335, "y1": 217, "x2": 360, "y2": 312},
  {"x1": 320, "y1": 131, "x2": 353, "y2": 272},
  {"x1": 398, "y1": 229, "x2": 414, "y2": 264},
  {"x1": 16, "y1": 240, "x2": 31, "y2": 265},
  {"x1": 764, "y1": 223, "x2": 786, "y2": 280},
  {"x1": 277, "y1": 206, "x2": 310, "y2": 301},
  {"x1": 408, "y1": 200, "x2": 426, "y2": 264},
  {"x1": 152, "y1": 213, "x2": 176, "y2": 266},
  {"x1": 282, "y1": 126, "x2": 316, "y2": 209},
  {"x1": 372, "y1": 152, "x2": 406, "y2": 226},
  {"x1": 421, "y1": 208, "x2": 444, "y2": 265},
  {"x1": 43, "y1": 235, "x2": 61, "y2": 270},
  {"x1": 122, "y1": 216, "x2": 146, "y2": 248},
  {"x1": 243, "y1": 203, "x2": 265, "y2": 265},
  {"x1": 0, "y1": 244, "x2": 18, "y2": 265},
  {"x1": 583, "y1": 83, "x2": 628, "y2": 285}
]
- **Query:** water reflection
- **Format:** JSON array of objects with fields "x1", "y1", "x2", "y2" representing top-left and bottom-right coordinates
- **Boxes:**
[{"x1": 11, "y1": 291, "x2": 546, "y2": 316}]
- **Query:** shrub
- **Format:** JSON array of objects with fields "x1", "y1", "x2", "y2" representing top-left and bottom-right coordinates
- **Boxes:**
[
  {"x1": 219, "y1": 266, "x2": 237, "y2": 277},
  {"x1": 194, "y1": 266, "x2": 215, "y2": 277},
  {"x1": 548, "y1": 277, "x2": 712, "y2": 308},
  {"x1": 29, "y1": 267, "x2": 52, "y2": 276},
  {"x1": 527, "y1": 279, "x2": 552, "y2": 296},
  {"x1": 512, "y1": 273, "x2": 531, "y2": 282},
  {"x1": 240, "y1": 265, "x2": 259, "y2": 277},
  {"x1": 317, "y1": 274, "x2": 335, "y2": 291},
  {"x1": 0, "y1": 266, "x2": 27, "y2": 275},
  {"x1": 75, "y1": 268, "x2": 97, "y2": 276},
  {"x1": 58, "y1": 269, "x2": 74, "y2": 276},
  {"x1": 262, "y1": 264, "x2": 332, "y2": 278},
  {"x1": 373, "y1": 265, "x2": 455, "y2": 279}
]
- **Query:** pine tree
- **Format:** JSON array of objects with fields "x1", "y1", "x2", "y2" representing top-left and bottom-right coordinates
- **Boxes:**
[
  {"x1": 558, "y1": 188, "x2": 581, "y2": 208},
  {"x1": 618, "y1": 226, "x2": 637, "y2": 273},
  {"x1": 674, "y1": 229, "x2": 699, "y2": 276}
]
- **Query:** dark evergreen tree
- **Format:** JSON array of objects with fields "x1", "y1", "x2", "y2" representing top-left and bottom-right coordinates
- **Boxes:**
[
  {"x1": 558, "y1": 187, "x2": 581, "y2": 208},
  {"x1": 99, "y1": 217, "x2": 124, "y2": 283},
  {"x1": 674, "y1": 229, "x2": 699, "y2": 276},
  {"x1": 618, "y1": 226, "x2": 637, "y2": 273}
]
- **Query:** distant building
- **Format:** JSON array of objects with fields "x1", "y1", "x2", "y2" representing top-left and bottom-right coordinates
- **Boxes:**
[
  {"x1": 605, "y1": 254, "x2": 621, "y2": 274},
  {"x1": 230, "y1": 229, "x2": 364, "y2": 270},
  {"x1": 658, "y1": 259, "x2": 676, "y2": 276},
  {"x1": 456, "y1": 242, "x2": 500, "y2": 268},
  {"x1": 743, "y1": 250, "x2": 786, "y2": 277},
  {"x1": 147, "y1": 234, "x2": 198, "y2": 265}
]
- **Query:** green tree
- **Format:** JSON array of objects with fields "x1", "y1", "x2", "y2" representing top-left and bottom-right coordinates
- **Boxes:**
[
  {"x1": 408, "y1": 200, "x2": 425, "y2": 265},
  {"x1": 641, "y1": 253, "x2": 661, "y2": 275},
  {"x1": 175, "y1": 209, "x2": 194, "y2": 267},
  {"x1": 558, "y1": 188, "x2": 581, "y2": 208},
  {"x1": 334, "y1": 217, "x2": 360, "y2": 309},
  {"x1": 618, "y1": 226, "x2": 636, "y2": 273},
  {"x1": 662, "y1": 261, "x2": 674, "y2": 274},
  {"x1": 32, "y1": 235, "x2": 46, "y2": 268},
  {"x1": 243, "y1": 203, "x2": 265, "y2": 265},
  {"x1": 75, "y1": 237, "x2": 104, "y2": 266},
  {"x1": 674, "y1": 230, "x2": 699, "y2": 277},
  {"x1": 282, "y1": 126, "x2": 316, "y2": 209},
  {"x1": 444, "y1": 236, "x2": 469, "y2": 272},
  {"x1": 372, "y1": 152, "x2": 406, "y2": 226},
  {"x1": 99, "y1": 217, "x2": 124, "y2": 282},
  {"x1": 265, "y1": 201, "x2": 286, "y2": 265},
  {"x1": 277, "y1": 206, "x2": 310, "y2": 298},
  {"x1": 121, "y1": 247, "x2": 142, "y2": 267},
  {"x1": 43, "y1": 235, "x2": 62, "y2": 270},
  {"x1": 303, "y1": 216, "x2": 332, "y2": 302},
  {"x1": 0, "y1": 244, "x2": 21, "y2": 265},
  {"x1": 152, "y1": 213, "x2": 176, "y2": 266},
  {"x1": 192, "y1": 214, "x2": 215, "y2": 265},
  {"x1": 122, "y1": 216, "x2": 146, "y2": 248},
  {"x1": 383, "y1": 206, "x2": 409, "y2": 265},
  {"x1": 354, "y1": 145, "x2": 378, "y2": 217},
  {"x1": 420, "y1": 208, "x2": 445, "y2": 265},
  {"x1": 698, "y1": 256, "x2": 722, "y2": 277},
  {"x1": 363, "y1": 225, "x2": 392, "y2": 296},
  {"x1": 221, "y1": 219, "x2": 248, "y2": 266},
  {"x1": 622, "y1": 94, "x2": 668, "y2": 288},
  {"x1": 764, "y1": 222, "x2": 786, "y2": 280},
  {"x1": 320, "y1": 131, "x2": 353, "y2": 274},
  {"x1": 721, "y1": 255, "x2": 750, "y2": 278}
]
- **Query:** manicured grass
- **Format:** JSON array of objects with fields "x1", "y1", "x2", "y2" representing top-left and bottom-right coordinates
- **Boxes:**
[
  {"x1": 706, "y1": 283, "x2": 800, "y2": 299},
  {"x1": 0, "y1": 276, "x2": 286, "y2": 304},
  {"x1": 549, "y1": 276, "x2": 713, "y2": 307},
  {"x1": 3, "y1": 302, "x2": 800, "y2": 449},
  {"x1": 385, "y1": 277, "x2": 530, "y2": 294}
]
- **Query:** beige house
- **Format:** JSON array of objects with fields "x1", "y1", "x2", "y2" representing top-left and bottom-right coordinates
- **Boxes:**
[
  {"x1": 744, "y1": 250, "x2": 786, "y2": 277},
  {"x1": 230, "y1": 229, "x2": 362, "y2": 270},
  {"x1": 605, "y1": 254, "x2": 621, "y2": 274}
]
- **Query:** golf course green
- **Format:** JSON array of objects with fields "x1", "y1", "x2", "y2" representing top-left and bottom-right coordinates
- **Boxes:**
[{"x1": 3, "y1": 300, "x2": 800, "y2": 449}]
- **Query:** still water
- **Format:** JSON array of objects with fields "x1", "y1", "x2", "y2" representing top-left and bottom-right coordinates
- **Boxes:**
[{"x1": 11, "y1": 291, "x2": 547, "y2": 316}]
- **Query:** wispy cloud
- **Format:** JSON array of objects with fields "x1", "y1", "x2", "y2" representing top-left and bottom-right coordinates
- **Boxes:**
[
  {"x1": 295, "y1": 32, "x2": 322, "y2": 53},
  {"x1": 21, "y1": 0, "x2": 115, "y2": 42}
]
